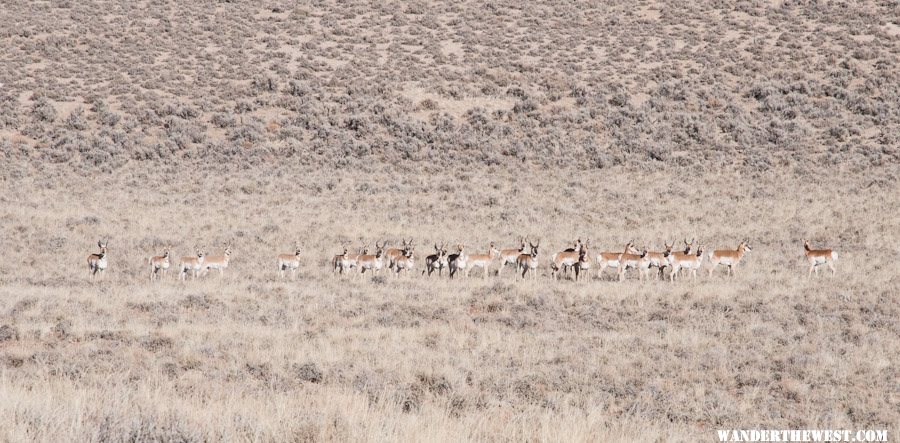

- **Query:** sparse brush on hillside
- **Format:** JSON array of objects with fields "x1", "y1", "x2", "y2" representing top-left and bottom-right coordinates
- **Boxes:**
[{"x1": 0, "y1": 0, "x2": 898, "y2": 175}]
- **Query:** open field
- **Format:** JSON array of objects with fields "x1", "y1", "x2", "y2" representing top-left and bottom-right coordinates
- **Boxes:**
[
  {"x1": 1, "y1": 0, "x2": 899, "y2": 441},
  {"x1": 1, "y1": 166, "x2": 898, "y2": 441}
]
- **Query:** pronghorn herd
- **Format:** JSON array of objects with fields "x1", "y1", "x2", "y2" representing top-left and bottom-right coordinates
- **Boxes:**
[{"x1": 85, "y1": 238, "x2": 841, "y2": 282}]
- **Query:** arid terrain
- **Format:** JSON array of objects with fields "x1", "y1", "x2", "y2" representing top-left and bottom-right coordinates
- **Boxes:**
[{"x1": 0, "y1": 0, "x2": 898, "y2": 441}]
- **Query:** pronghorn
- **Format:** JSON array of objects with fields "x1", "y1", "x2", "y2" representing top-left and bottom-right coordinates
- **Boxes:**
[
  {"x1": 573, "y1": 242, "x2": 591, "y2": 281},
  {"x1": 516, "y1": 241, "x2": 540, "y2": 279},
  {"x1": 148, "y1": 246, "x2": 171, "y2": 281},
  {"x1": 448, "y1": 244, "x2": 468, "y2": 279},
  {"x1": 385, "y1": 239, "x2": 412, "y2": 271},
  {"x1": 423, "y1": 242, "x2": 449, "y2": 277},
  {"x1": 87, "y1": 239, "x2": 108, "y2": 278},
  {"x1": 203, "y1": 243, "x2": 233, "y2": 277},
  {"x1": 668, "y1": 243, "x2": 705, "y2": 281},
  {"x1": 563, "y1": 238, "x2": 583, "y2": 252},
  {"x1": 358, "y1": 241, "x2": 386, "y2": 275},
  {"x1": 708, "y1": 241, "x2": 752, "y2": 277},
  {"x1": 616, "y1": 245, "x2": 648, "y2": 281},
  {"x1": 498, "y1": 237, "x2": 527, "y2": 277},
  {"x1": 179, "y1": 249, "x2": 206, "y2": 281},
  {"x1": 277, "y1": 243, "x2": 302, "y2": 279},
  {"x1": 643, "y1": 242, "x2": 674, "y2": 280},
  {"x1": 595, "y1": 241, "x2": 639, "y2": 279},
  {"x1": 804, "y1": 240, "x2": 838, "y2": 277},
  {"x1": 393, "y1": 247, "x2": 415, "y2": 277},
  {"x1": 466, "y1": 242, "x2": 500, "y2": 278},
  {"x1": 550, "y1": 239, "x2": 587, "y2": 280},
  {"x1": 666, "y1": 238, "x2": 697, "y2": 279},
  {"x1": 331, "y1": 243, "x2": 369, "y2": 274},
  {"x1": 558, "y1": 238, "x2": 584, "y2": 278}
]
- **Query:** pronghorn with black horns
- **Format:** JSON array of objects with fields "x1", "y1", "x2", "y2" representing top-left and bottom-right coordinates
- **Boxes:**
[
  {"x1": 277, "y1": 242, "x2": 302, "y2": 279},
  {"x1": 804, "y1": 240, "x2": 838, "y2": 278},
  {"x1": 708, "y1": 241, "x2": 752, "y2": 277},
  {"x1": 573, "y1": 241, "x2": 591, "y2": 281},
  {"x1": 149, "y1": 245, "x2": 171, "y2": 281},
  {"x1": 466, "y1": 242, "x2": 500, "y2": 278},
  {"x1": 551, "y1": 239, "x2": 587, "y2": 280},
  {"x1": 668, "y1": 241, "x2": 705, "y2": 281},
  {"x1": 517, "y1": 240, "x2": 540, "y2": 279},
  {"x1": 423, "y1": 242, "x2": 449, "y2": 277},
  {"x1": 87, "y1": 239, "x2": 109, "y2": 279},
  {"x1": 448, "y1": 244, "x2": 469, "y2": 279},
  {"x1": 393, "y1": 245, "x2": 415, "y2": 277},
  {"x1": 665, "y1": 238, "x2": 697, "y2": 280},
  {"x1": 643, "y1": 241, "x2": 674, "y2": 280}
]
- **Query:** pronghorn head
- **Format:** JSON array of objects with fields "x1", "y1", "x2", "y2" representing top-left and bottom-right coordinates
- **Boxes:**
[
  {"x1": 683, "y1": 238, "x2": 696, "y2": 254},
  {"x1": 223, "y1": 243, "x2": 233, "y2": 257},
  {"x1": 375, "y1": 241, "x2": 385, "y2": 257},
  {"x1": 197, "y1": 249, "x2": 205, "y2": 258},
  {"x1": 294, "y1": 241, "x2": 302, "y2": 256},
  {"x1": 578, "y1": 240, "x2": 589, "y2": 260},
  {"x1": 97, "y1": 239, "x2": 108, "y2": 253},
  {"x1": 456, "y1": 244, "x2": 464, "y2": 253},
  {"x1": 663, "y1": 242, "x2": 674, "y2": 257},
  {"x1": 803, "y1": 240, "x2": 811, "y2": 251},
  {"x1": 696, "y1": 244, "x2": 705, "y2": 256},
  {"x1": 739, "y1": 240, "x2": 752, "y2": 254},
  {"x1": 529, "y1": 240, "x2": 540, "y2": 257},
  {"x1": 163, "y1": 246, "x2": 170, "y2": 258},
  {"x1": 625, "y1": 240, "x2": 639, "y2": 254},
  {"x1": 519, "y1": 237, "x2": 526, "y2": 252}
]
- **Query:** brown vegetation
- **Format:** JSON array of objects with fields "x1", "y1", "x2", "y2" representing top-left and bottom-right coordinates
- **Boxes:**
[{"x1": 0, "y1": 0, "x2": 898, "y2": 440}]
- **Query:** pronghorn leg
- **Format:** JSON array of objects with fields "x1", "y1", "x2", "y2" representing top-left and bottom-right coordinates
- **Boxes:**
[{"x1": 828, "y1": 261, "x2": 836, "y2": 277}]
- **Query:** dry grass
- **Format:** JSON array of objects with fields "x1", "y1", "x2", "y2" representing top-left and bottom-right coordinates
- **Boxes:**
[
  {"x1": 1, "y1": 166, "x2": 898, "y2": 441},
  {"x1": 1, "y1": 0, "x2": 899, "y2": 440}
]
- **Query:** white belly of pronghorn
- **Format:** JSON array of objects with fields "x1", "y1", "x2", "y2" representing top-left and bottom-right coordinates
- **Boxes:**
[
  {"x1": 713, "y1": 255, "x2": 735, "y2": 266},
  {"x1": 598, "y1": 257, "x2": 620, "y2": 268},
  {"x1": 279, "y1": 258, "x2": 299, "y2": 270},
  {"x1": 361, "y1": 260, "x2": 382, "y2": 271},
  {"x1": 553, "y1": 254, "x2": 577, "y2": 269}
]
